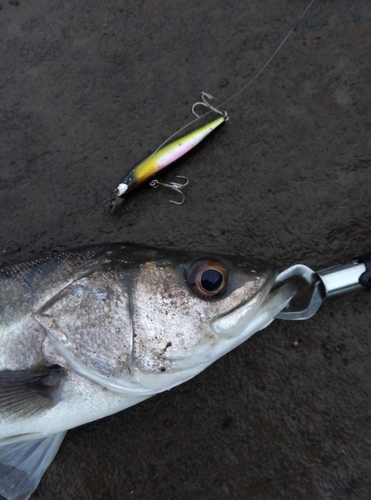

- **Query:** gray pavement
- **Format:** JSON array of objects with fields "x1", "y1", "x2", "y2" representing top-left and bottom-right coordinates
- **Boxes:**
[{"x1": 1, "y1": 1, "x2": 371, "y2": 498}]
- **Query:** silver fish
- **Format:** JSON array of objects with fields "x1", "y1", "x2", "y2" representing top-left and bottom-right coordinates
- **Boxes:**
[{"x1": 0, "y1": 243, "x2": 295, "y2": 500}]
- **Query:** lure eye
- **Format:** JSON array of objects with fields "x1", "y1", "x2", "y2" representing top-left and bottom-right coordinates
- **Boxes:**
[{"x1": 187, "y1": 260, "x2": 228, "y2": 299}]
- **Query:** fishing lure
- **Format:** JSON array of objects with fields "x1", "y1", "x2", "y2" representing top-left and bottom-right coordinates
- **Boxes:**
[
  {"x1": 110, "y1": 105, "x2": 227, "y2": 214},
  {"x1": 108, "y1": 0, "x2": 315, "y2": 215}
]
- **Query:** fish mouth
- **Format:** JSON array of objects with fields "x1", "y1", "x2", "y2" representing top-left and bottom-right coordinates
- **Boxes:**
[
  {"x1": 210, "y1": 277, "x2": 296, "y2": 352},
  {"x1": 128, "y1": 280, "x2": 296, "y2": 395}
]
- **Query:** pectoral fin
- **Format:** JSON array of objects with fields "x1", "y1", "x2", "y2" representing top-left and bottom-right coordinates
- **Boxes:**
[
  {"x1": 0, "y1": 431, "x2": 67, "y2": 500},
  {"x1": 0, "y1": 365, "x2": 65, "y2": 419}
]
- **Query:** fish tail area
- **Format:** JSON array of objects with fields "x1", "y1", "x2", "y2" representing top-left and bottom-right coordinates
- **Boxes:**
[{"x1": 0, "y1": 431, "x2": 67, "y2": 500}]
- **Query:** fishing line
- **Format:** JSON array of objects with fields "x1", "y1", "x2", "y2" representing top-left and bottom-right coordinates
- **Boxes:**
[
  {"x1": 150, "y1": 0, "x2": 315, "y2": 157},
  {"x1": 108, "y1": 0, "x2": 316, "y2": 211}
]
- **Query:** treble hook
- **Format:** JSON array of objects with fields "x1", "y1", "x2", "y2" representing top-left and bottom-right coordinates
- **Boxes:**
[
  {"x1": 103, "y1": 198, "x2": 115, "y2": 209},
  {"x1": 192, "y1": 92, "x2": 229, "y2": 121},
  {"x1": 149, "y1": 176, "x2": 189, "y2": 205}
]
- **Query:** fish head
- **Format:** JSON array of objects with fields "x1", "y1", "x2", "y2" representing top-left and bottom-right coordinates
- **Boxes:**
[
  {"x1": 128, "y1": 247, "x2": 295, "y2": 391},
  {"x1": 36, "y1": 244, "x2": 295, "y2": 396}
]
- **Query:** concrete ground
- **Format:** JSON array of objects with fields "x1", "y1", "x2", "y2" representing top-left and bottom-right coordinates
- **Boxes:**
[{"x1": 1, "y1": 0, "x2": 371, "y2": 498}]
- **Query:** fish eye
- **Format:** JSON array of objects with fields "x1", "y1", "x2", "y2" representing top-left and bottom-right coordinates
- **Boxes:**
[{"x1": 187, "y1": 260, "x2": 228, "y2": 299}]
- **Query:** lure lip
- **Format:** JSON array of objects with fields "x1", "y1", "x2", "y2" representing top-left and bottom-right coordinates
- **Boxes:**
[{"x1": 110, "y1": 195, "x2": 125, "y2": 214}]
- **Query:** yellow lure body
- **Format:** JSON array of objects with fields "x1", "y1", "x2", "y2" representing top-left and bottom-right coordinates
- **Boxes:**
[{"x1": 111, "y1": 115, "x2": 225, "y2": 211}]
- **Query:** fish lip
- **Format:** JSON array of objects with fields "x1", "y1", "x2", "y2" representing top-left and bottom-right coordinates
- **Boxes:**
[{"x1": 209, "y1": 273, "x2": 277, "y2": 336}]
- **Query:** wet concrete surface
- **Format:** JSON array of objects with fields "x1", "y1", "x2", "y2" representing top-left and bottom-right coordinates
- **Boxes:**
[{"x1": 1, "y1": 0, "x2": 371, "y2": 498}]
